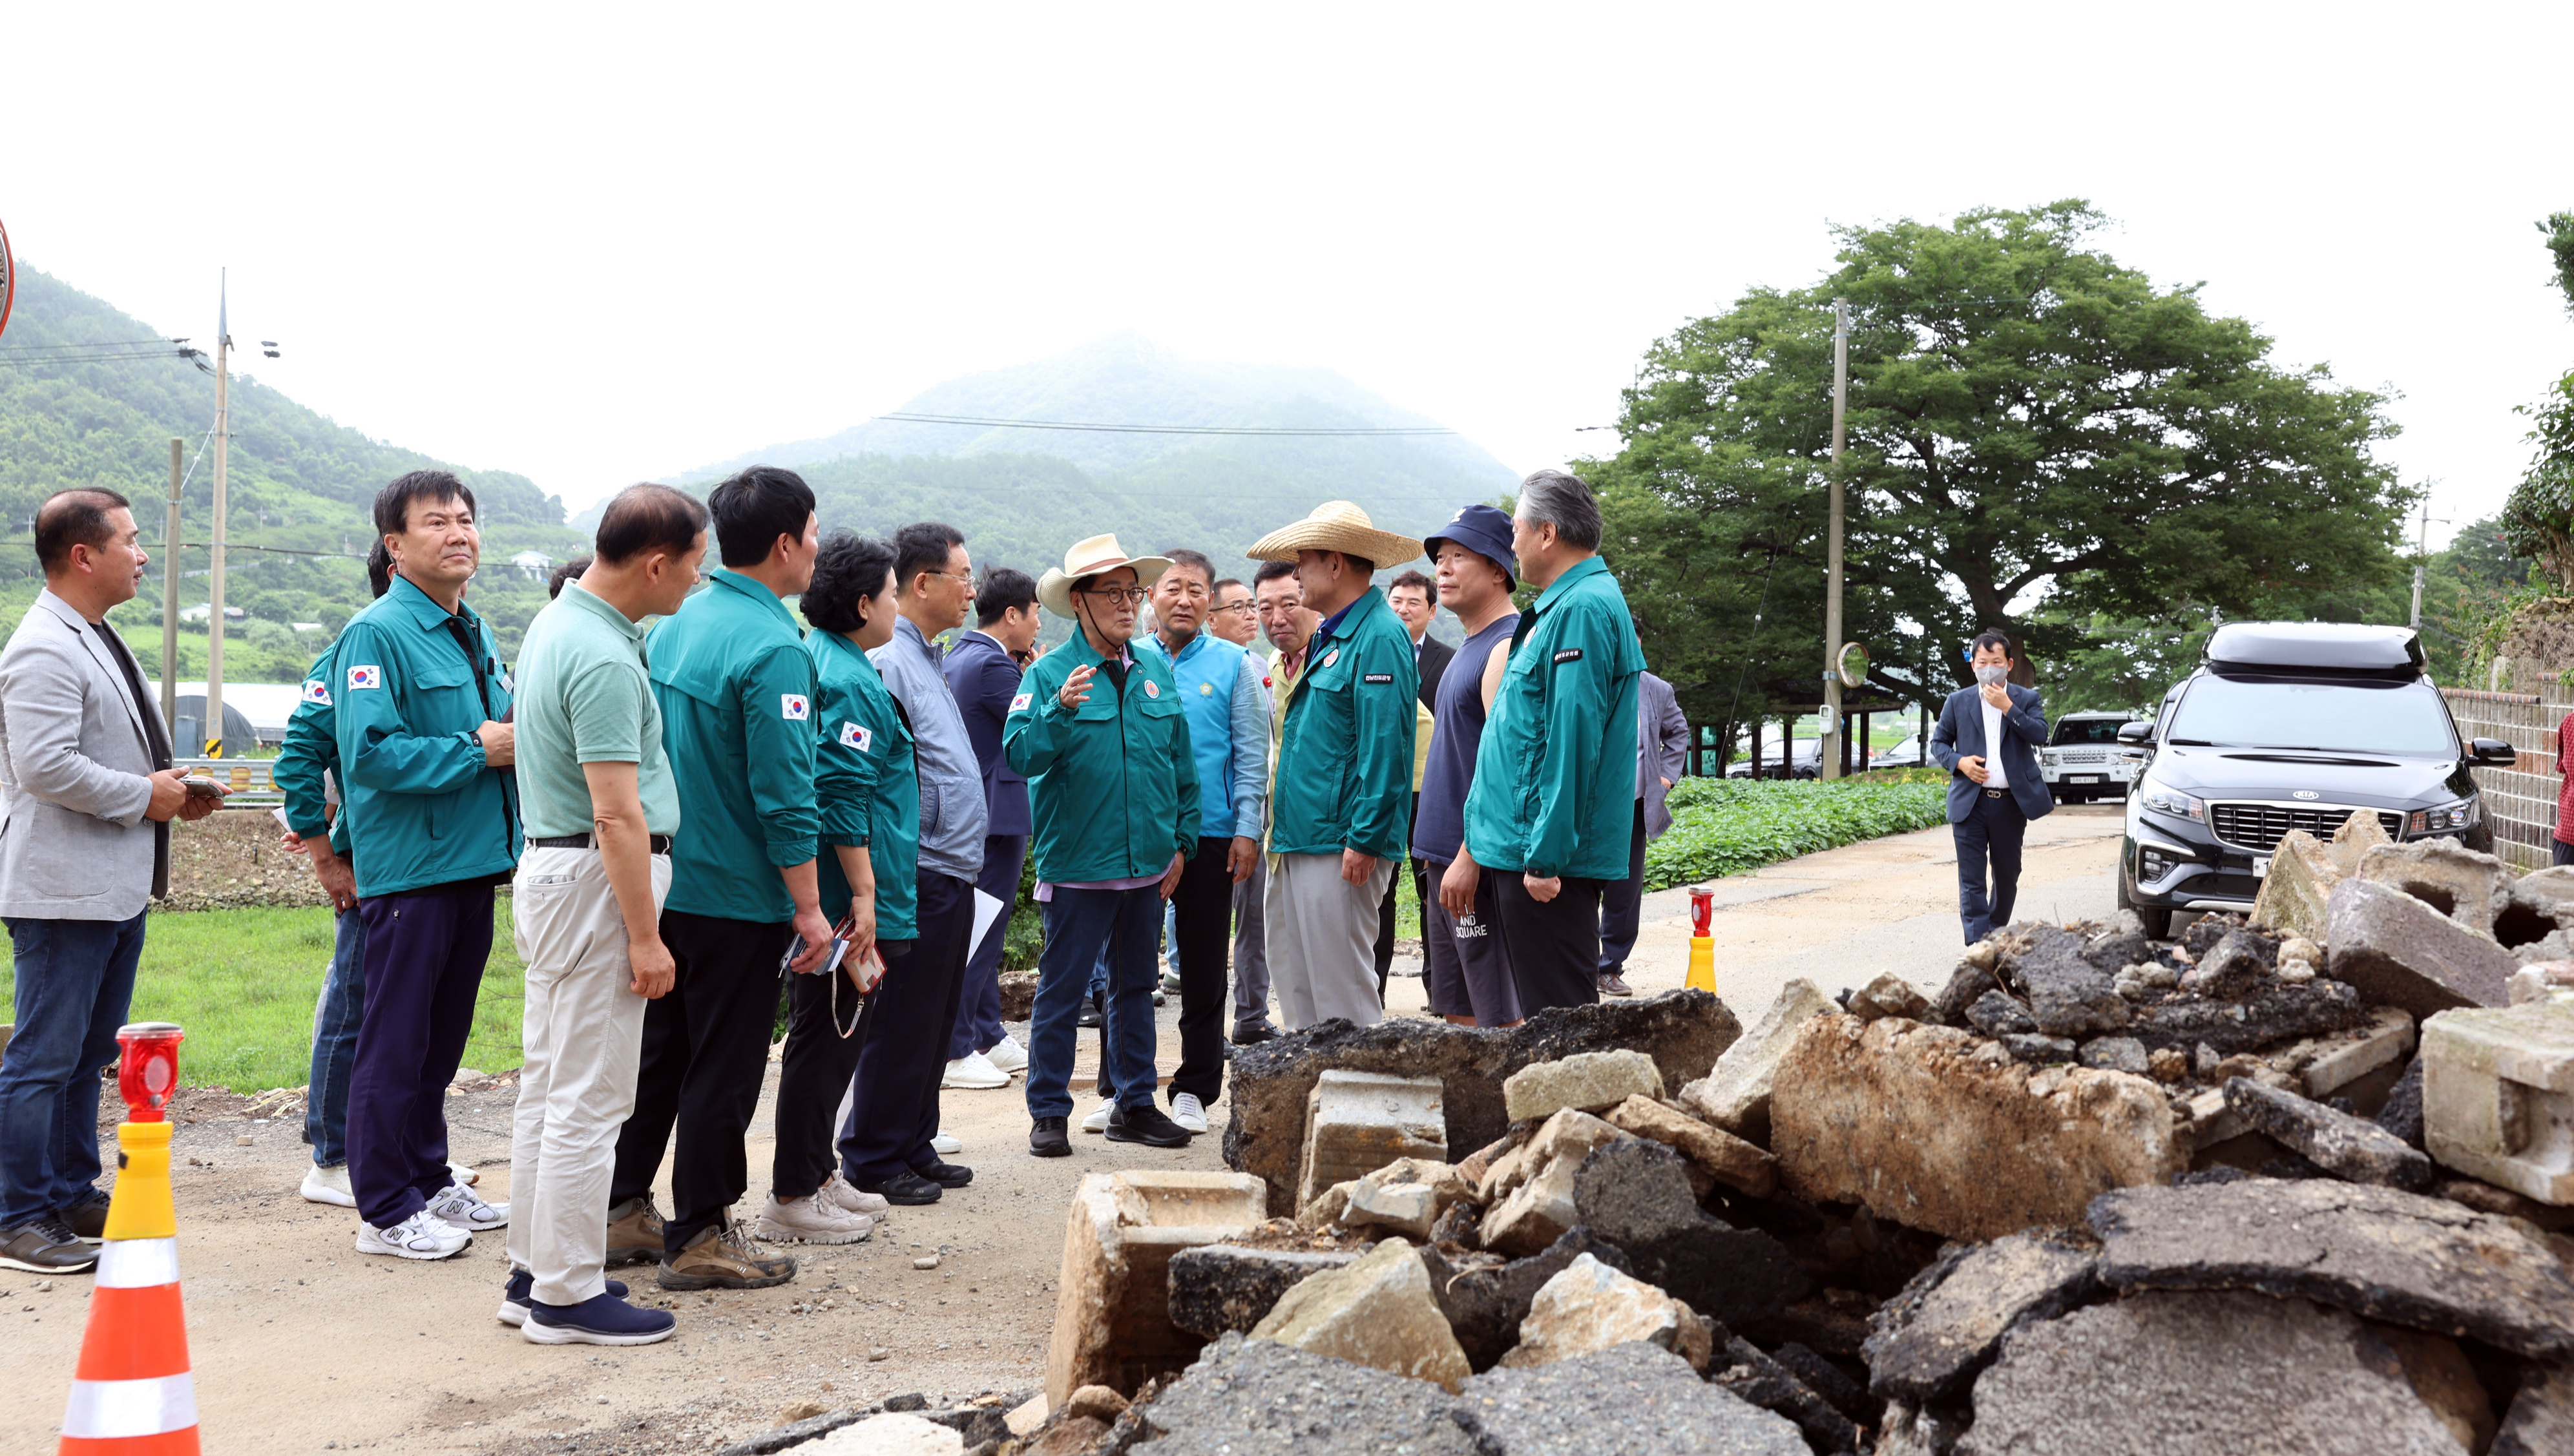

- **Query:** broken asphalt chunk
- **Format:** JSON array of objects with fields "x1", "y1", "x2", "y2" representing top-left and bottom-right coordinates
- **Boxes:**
[
  {"x1": 1862, "y1": 1231, "x2": 2101, "y2": 1404},
  {"x1": 2220, "y1": 1076, "x2": 2434, "y2": 1189}
]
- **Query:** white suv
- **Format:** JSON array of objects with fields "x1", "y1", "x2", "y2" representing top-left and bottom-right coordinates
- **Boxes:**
[{"x1": 2042, "y1": 711, "x2": 2146, "y2": 804}]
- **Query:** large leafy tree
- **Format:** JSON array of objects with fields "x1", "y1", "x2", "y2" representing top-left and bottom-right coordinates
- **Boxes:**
[
  {"x1": 2502, "y1": 213, "x2": 2574, "y2": 590},
  {"x1": 1584, "y1": 202, "x2": 2409, "y2": 747}
]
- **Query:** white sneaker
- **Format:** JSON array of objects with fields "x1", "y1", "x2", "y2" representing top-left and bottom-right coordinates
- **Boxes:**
[
  {"x1": 425, "y1": 1182, "x2": 509, "y2": 1233},
  {"x1": 982, "y1": 1034, "x2": 1028, "y2": 1076},
  {"x1": 1171, "y1": 1092, "x2": 1209, "y2": 1135},
  {"x1": 942, "y1": 1052, "x2": 1009, "y2": 1090},
  {"x1": 754, "y1": 1193, "x2": 874, "y2": 1245},
  {"x1": 818, "y1": 1172, "x2": 889, "y2": 1216},
  {"x1": 358, "y1": 1209, "x2": 473, "y2": 1260},
  {"x1": 300, "y1": 1163, "x2": 356, "y2": 1207},
  {"x1": 1080, "y1": 1097, "x2": 1116, "y2": 1134},
  {"x1": 931, "y1": 1130, "x2": 963, "y2": 1156}
]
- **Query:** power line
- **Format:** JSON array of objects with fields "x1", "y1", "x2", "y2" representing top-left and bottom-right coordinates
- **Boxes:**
[{"x1": 877, "y1": 411, "x2": 1455, "y2": 437}]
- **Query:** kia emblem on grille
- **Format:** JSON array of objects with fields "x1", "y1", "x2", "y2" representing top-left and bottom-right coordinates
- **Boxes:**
[{"x1": 2292, "y1": 790, "x2": 2319, "y2": 800}]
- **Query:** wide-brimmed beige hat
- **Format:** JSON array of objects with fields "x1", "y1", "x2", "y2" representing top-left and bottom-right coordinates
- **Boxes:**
[
  {"x1": 1244, "y1": 501, "x2": 1423, "y2": 569},
  {"x1": 1037, "y1": 533, "x2": 1171, "y2": 618}
]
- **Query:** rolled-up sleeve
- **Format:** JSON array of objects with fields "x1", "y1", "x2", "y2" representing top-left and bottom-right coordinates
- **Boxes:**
[{"x1": 1227, "y1": 653, "x2": 1268, "y2": 837}]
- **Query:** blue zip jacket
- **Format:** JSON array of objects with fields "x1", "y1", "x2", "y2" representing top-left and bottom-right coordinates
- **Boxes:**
[
  {"x1": 330, "y1": 574, "x2": 519, "y2": 897},
  {"x1": 1136, "y1": 630, "x2": 1267, "y2": 840}
]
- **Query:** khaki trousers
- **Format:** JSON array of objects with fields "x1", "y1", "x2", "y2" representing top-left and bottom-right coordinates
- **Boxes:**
[
  {"x1": 505, "y1": 845, "x2": 671, "y2": 1307},
  {"x1": 1266, "y1": 851, "x2": 1392, "y2": 1031}
]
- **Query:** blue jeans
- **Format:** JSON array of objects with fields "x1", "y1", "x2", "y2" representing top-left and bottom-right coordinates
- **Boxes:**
[
  {"x1": 1026, "y1": 887, "x2": 1162, "y2": 1121},
  {"x1": 304, "y1": 907, "x2": 368, "y2": 1167},
  {"x1": 0, "y1": 913, "x2": 147, "y2": 1227}
]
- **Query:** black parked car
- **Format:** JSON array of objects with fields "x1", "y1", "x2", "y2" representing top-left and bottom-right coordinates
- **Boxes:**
[{"x1": 2117, "y1": 622, "x2": 2515, "y2": 939}]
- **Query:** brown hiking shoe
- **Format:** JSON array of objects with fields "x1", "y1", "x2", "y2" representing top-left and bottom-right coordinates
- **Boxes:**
[
  {"x1": 657, "y1": 1217, "x2": 795, "y2": 1291},
  {"x1": 603, "y1": 1194, "x2": 665, "y2": 1267}
]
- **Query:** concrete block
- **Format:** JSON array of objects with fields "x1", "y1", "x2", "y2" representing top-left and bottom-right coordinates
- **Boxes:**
[
  {"x1": 1044, "y1": 1169, "x2": 1268, "y2": 1402},
  {"x1": 1224, "y1": 990, "x2": 1739, "y2": 1212},
  {"x1": 1682, "y1": 977, "x2": 1837, "y2": 1143},
  {"x1": 2358, "y1": 838, "x2": 2515, "y2": 939},
  {"x1": 1770, "y1": 1015, "x2": 2188, "y2": 1243},
  {"x1": 1501, "y1": 1048, "x2": 1664, "y2": 1122},
  {"x1": 2261, "y1": 1005, "x2": 2416, "y2": 1099},
  {"x1": 1604, "y1": 1094, "x2": 1777, "y2": 1197},
  {"x1": 2250, "y1": 829, "x2": 2345, "y2": 942},
  {"x1": 1500, "y1": 1252, "x2": 1713, "y2": 1372},
  {"x1": 2325, "y1": 877, "x2": 2518, "y2": 1019},
  {"x1": 1421, "y1": 1229, "x2": 1628, "y2": 1372},
  {"x1": 1294, "y1": 1069, "x2": 1446, "y2": 1211},
  {"x1": 1339, "y1": 1158, "x2": 1472, "y2": 1242},
  {"x1": 2423, "y1": 999, "x2": 2574, "y2": 1205},
  {"x1": 1250, "y1": 1236, "x2": 1472, "y2": 1391},
  {"x1": 1476, "y1": 1110, "x2": 1627, "y2": 1256},
  {"x1": 1166, "y1": 1244, "x2": 1359, "y2": 1339},
  {"x1": 1848, "y1": 971, "x2": 1932, "y2": 1023},
  {"x1": 2507, "y1": 961, "x2": 2574, "y2": 1004}
]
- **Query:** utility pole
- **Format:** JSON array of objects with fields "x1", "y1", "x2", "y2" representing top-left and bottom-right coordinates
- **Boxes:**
[
  {"x1": 162, "y1": 438, "x2": 182, "y2": 733},
  {"x1": 206, "y1": 273, "x2": 229, "y2": 755},
  {"x1": 2409, "y1": 499, "x2": 2447, "y2": 632},
  {"x1": 1821, "y1": 298, "x2": 1848, "y2": 780}
]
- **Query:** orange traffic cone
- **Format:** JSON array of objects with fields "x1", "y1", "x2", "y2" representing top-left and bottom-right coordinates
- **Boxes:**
[{"x1": 58, "y1": 1023, "x2": 199, "y2": 1455}]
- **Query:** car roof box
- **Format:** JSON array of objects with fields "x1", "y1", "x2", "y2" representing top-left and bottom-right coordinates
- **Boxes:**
[{"x1": 2203, "y1": 621, "x2": 2424, "y2": 678}]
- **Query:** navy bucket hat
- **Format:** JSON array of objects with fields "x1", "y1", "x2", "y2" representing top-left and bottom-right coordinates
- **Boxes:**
[{"x1": 1423, "y1": 503, "x2": 1517, "y2": 592}]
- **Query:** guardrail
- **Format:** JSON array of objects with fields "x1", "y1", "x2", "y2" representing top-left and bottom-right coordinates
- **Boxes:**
[{"x1": 174, "y1": 758, "x2": 283, "y2": 807}]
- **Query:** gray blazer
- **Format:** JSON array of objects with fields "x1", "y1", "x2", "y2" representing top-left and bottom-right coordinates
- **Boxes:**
[
  {"x1": 0, "y1": 591, "x2": 173, "y2": 920},
  {"x1": 1638, "y1": 671, "x2": 1689, "y2": 839}
]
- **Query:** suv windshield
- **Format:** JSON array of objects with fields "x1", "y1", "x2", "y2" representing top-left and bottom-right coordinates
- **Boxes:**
[
  {"x1": 2049, "y1": 718, "x2": 2132, "y2": 747},
  {"x1": 2165, "y1": 676, "x2": 2457, "y2": 756}
]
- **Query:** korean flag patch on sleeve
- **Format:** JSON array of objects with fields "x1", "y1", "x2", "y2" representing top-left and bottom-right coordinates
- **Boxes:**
[
  {"x1": 1010, "y1": 691, "x2": 1034, "y2": 712},
  {"x1": 301, "y1": 678, "x2": 332, "y2": 706},
  {"x1": 839, "y1": 720, "x2": 874, "y2": 753},
  {"x1": 780, "y1": 693, "x2": 811, "y2": 722},
  {"x1": 346, "y1": 664, "x2": 382, "y2": 691}
]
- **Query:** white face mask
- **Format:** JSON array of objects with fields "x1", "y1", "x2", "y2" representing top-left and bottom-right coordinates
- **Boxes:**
[{"x1": 1974, "y1": 663, "x2": 2009, "y2": 687}]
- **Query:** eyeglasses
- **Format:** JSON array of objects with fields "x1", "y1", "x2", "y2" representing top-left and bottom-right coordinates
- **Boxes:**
[
  {"x1": 1080, "y1": 585, "x2": 1147, "y2": 606},
  {"x1": 1214, "y1": 601, "x2": 1257, "y2": 616},
  {"x1": 924, "y1": 570, "x2": 976, "y2": 589}
]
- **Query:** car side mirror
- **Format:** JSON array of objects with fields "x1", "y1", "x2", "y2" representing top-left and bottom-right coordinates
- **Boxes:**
[
  {"x1": 2116, "y1": 722, "x2": 2153, "y2": 745},
  {"x1": 2471, "y1": 738, "x2": 2517, "y2": 767}
]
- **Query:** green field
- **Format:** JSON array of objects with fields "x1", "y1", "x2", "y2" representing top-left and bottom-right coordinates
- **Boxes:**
[
  {"x1": 0, "y1": 903, "x2": 528, "y2": 1094},
  {"x1": 1646, "y1": 773, "x2": 1952, "y2": 890}
]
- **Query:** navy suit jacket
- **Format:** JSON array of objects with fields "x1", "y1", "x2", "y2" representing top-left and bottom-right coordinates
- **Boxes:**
[
  {"x1": 1929, "y1": 682, "x2": 2053, "y2": 824},
  {"x1": 942, "y1": 629, "x2": 1032, "y2": 838}
]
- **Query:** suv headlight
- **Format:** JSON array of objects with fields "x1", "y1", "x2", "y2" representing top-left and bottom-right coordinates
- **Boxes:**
[
  {"x1": 2139, "y1": 777, "x2": 2204, "y2": 822},
  {"x1": 2409, "y1": 797, "x2": 2480, "y2": 835}
]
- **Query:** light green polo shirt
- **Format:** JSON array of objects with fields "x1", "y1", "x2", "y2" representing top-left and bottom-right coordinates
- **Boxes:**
[{"x1": 512, "y1": 581, "x2": 680, "y2": 838}]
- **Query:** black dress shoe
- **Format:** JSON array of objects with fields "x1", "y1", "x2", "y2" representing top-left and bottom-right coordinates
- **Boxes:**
[
  {"x1": 855, "y1": 1171, "x2": 943, "y2": 1205},
  {"x1": 1105, "y1": 1103, "x2": 1193, "y2": 1149},
  {"x1": 56, "y1": 1189, "x2": 112, "y2": 1244},
  {"x1": 1077, "y1": 993, "x2": 1105, "y2": 1029},
  {"x1": 1229, "y1": 1024, "x2": 1277, "y2": 1046},
  {"x1": 914, "y1": 1161, "x2": 974, "y2": 1189},
  {"x1": 1029, "y1": 1117, "x2": 1071, "y2": 1158},
  {"x1": 0, "y1": 1217, "x2": 99, "y2": 1274}
]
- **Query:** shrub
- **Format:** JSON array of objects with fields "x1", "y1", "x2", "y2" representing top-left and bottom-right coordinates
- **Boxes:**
[{"x1": 1648, "y1": 777, "x2": 1949, "y2": 889}]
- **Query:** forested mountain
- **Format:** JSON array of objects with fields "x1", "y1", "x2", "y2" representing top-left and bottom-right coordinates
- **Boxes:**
[
  {"x1": 0, "y1": 265, "x2": 583, "y2": 677},
  {"x1": 668, "y1": 333, "x2": 1519, "y2": 580}
]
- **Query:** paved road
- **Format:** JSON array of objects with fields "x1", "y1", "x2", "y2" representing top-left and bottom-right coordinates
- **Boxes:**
[{"x1": 1390, "y1": 802, "x2": 2129, "y2": 1029}]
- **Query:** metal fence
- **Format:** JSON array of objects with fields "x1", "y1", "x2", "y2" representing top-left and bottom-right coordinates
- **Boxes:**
[
  {"x1": 2441, "y1": 687, "x2": 2557, "y2": 871},
  {"x1": 174, "y1": 757, "x2": 282, "y2": 807}
]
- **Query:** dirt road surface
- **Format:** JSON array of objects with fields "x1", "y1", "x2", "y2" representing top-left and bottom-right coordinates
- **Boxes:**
[{"x1": 3, "y1": 804, "x2": 2126, "y2": 1454}]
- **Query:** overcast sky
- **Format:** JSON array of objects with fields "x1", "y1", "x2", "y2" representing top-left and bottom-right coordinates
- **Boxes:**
[{"x1": 6, "y1": 4, "x2": 2569, "y2": 546}]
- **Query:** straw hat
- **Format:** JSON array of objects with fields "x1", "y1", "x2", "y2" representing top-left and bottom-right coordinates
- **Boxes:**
[
  {"x1": 1244, "y1": 501, "x2": 1424, "y2": 570},
  {"x1": 1037, "y1": 533, "x2": 1172, "y2": 618}
]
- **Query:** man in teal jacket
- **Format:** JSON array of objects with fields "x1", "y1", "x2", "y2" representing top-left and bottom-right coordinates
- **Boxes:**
[
  {"x1": 1244, "y1": 503, "x2": 1422, "y2": 1032},
  {"x1": 332, "y1": 472, "x2": 518, "y2": 1260},
  {"x1": 1009, "y1": 535, "x2": 1199, "y2": 1158},
  {"x1": 607, "y1": 467, "x2": 831, "y2": 1291},
  {"x1": 274, "y1": 543, "x2": 425, "y2": 1212},
  {"x1": 1459, "y1": 471, "x2": 1644, "y2": 1015}
]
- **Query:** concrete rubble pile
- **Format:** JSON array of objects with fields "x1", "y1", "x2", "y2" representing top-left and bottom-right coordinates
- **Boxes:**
[{"x1": 763, "y1": 833, "x2": 2574, "y2": 1455}]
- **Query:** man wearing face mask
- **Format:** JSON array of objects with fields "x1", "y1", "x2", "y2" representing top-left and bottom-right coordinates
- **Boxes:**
[{"x1": 1929, "y1": 631, "x2": 2052, "y2": 942}]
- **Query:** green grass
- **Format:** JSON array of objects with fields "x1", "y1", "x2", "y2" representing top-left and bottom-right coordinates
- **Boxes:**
[
  {"x1": 0, "y1": 903, "x2": 528, "y2": 1094},
  {"x1": 1647, "y1": 776, "x2": 1951, "y2": 890}
]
